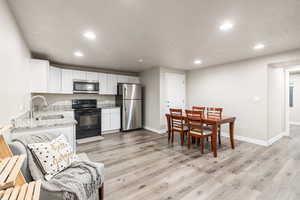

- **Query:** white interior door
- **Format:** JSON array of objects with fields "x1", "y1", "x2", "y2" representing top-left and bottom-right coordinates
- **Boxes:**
[{"x1": 165, "y1": 73, "x2": 186, "y2": 114}]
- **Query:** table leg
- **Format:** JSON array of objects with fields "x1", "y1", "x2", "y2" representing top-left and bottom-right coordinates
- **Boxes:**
[
  {"x1": 212, "y1": 124, "x2": 218, "y2": 157},
  {"x1": 229, "y1": 121, "x2": 235, "y2": 149}
]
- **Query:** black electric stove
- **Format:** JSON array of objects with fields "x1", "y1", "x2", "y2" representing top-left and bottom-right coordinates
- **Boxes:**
[{"x1": 72, "y1": 99, "x2": 101, "y2": 139}]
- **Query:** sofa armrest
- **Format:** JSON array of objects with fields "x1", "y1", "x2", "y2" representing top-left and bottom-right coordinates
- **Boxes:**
[{"x1": 9, "y1": 142, "x2": 33, "y2": 182}]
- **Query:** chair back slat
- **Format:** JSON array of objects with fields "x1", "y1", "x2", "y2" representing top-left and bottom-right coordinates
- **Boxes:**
[
  {"x1": 170, "y1": 108, "x2": 182, "y2": 116},
  {"x1": 207, "y1": 107, "x2": 223, "y2": 118},
  {"x1": 192, "y1": 106, "x2": 205, "y2": 111},
  {"x1": 170, "y1": 114, "x2": 184, "y2": 131}
]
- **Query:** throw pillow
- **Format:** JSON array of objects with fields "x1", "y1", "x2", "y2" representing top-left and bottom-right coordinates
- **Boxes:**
[{"x1": 28, "y1": 134, "x2": 78, "y2": 180}]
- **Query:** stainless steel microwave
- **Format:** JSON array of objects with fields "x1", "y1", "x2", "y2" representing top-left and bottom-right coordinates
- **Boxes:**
[{"x1": 73, "y1": 80, "x2": 99, "y2": 94}]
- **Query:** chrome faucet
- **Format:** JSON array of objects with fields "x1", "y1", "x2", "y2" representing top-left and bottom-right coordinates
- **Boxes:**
[{"x1": 30, "y1": 95, "x2": 48, "y2": 123}]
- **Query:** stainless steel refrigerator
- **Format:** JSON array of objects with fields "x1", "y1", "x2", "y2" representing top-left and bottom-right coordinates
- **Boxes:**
[{"x1": 116, "y1": 83, "x2": 143, "y2": 131}]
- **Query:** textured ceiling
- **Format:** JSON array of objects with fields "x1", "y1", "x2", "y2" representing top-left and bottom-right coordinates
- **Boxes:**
[{"x1": 8, "y1": 0, "x2": 300, "y2": 72}]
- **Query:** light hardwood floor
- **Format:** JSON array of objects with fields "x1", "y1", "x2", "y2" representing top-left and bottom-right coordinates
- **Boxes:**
[{"x1": 77, "y1": 127, "x2": 300, "y2": 200}]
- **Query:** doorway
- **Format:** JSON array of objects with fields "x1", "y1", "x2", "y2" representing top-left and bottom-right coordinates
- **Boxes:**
[
  {"x1": 164, "y1": 72, "x2": 186, "y2": 114},
  {"x1": 284, "y1": 66, "x2": 300, "y2": 137},
  {"x1": 288, "y1": 70, "x2": 300, "y2": 137}
]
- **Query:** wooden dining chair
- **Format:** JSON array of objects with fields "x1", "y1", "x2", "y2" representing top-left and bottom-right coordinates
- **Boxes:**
[
  {"x1": 206, "y1": 107, "x2": 223, "y2": 146},
  {"x1": 170, "y1": 108, "x2": 183, "y2": 116},
  {"x1": 170, "y1": 114, "x2": 188, "y2": 145},
  {"x1": 185, "y1": 110, "x2": 212, "y2": 153},
  {"x1": 192, "y1": 106, "x2": 206, "y2": 115}
]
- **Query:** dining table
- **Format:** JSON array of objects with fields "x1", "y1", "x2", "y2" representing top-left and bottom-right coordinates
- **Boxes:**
[{"x1": 165, "y1": 113, "x2": 236, "y2": 157}]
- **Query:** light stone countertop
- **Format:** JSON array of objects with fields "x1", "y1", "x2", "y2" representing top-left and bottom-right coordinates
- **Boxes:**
[
  {"x1": 11, "y1": 110, "x2": 77, "y2": 132},
  {"x1": 11, "y1": 105, "x2": 120, "y2": 132}
]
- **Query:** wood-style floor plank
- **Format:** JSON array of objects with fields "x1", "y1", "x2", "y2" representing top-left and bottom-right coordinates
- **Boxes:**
[{"x1": 77, "y1": 126, "x2": 300, "y2": 200}]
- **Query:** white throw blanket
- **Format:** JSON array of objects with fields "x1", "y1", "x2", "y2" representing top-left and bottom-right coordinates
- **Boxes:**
[{"x1": 13, "y1": 133, "x2": 103, "y2": 200}]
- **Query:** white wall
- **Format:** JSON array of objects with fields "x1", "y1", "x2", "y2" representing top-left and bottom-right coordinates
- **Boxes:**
[
  {"x1": 140, "y1": 67, "x2": 161, "y2": 131},
  {"x1": 290, "y1": 73, "x2": 300, "y2": 124},
  {"x1": 0, "y1": 0, "x2": 31, "y2": 124},
  {"x1": 187, "y1": 50, "x2": 300, "y2": 143}
]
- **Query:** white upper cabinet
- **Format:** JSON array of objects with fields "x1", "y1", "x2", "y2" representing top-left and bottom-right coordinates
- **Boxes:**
[
  {"x1": 86, "y1": 72, "x2": 98, "y2": 81},
  {"x1": 99, "y1": 73, "x2": 118, "y2": 95},
  {"x1": 48, "y1": 66, "x2": 62, "y2": 93},
  {"x1": 128, "y1": 76, "x2": 140, "y2": 84},
  {"x1": 29, "y1": 59, "x2": 140, "y2": 95},
  {"x1": 107, "y1": 74, "x2": 118, "y2": 95},
  {"x1": 98, "y1": 73, "x2": 108, "y2": 95},
  {"x1": 118, "y1": 75, "x2": 140, "y2": 84},
  {"x1": 72, "y1": 70, "x2": 86, "y2": 80},
  {"x1": 29, "y1": 59, "x2": 50, "y2": 93},
  {"x1": 117, "y1": 75, "x2": 129, "y2": 83},
  {"x1": 61, "y1": 69, "x2": 73, "y2": 94}
]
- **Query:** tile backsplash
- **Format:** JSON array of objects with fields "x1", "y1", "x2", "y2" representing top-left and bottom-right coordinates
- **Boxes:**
[{"x1": 32, "y1": 93, "x2": 115, "y2": 110}]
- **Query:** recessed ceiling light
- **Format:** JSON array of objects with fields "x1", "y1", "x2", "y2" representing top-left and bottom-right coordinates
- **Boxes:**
[
  {"x1": 194, "y1": 59, "x2": 203, "y2": 65},
  {"x1": 83, "y1": 31, "x2": 96, "y2": 40},
  {"x1": 74, "y1": 51, "x2": 84, "y2": 57},
  {"x1": 253, "y1": 43, "x2": 265, "y2": 50},
  {"x1": 138, "y1": 59, "x2": 144, "y2": 63},
  {"x1": 219, "y1": 22, "x2": 234, "y2": 31}
]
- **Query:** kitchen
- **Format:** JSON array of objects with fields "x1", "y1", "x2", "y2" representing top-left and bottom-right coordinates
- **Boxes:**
[{"x1": 7, "y1": 59, "x2": 142, "y2": 147}]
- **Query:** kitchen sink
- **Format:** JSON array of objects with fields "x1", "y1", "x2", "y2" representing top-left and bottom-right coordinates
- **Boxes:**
[{"x1": 36, "y1": 114, "x2": 64, "y2": 121}]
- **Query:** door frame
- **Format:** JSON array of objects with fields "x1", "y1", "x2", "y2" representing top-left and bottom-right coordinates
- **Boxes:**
[{"x1": 284, "y1": 66, "x2": 300, "y2": 137}]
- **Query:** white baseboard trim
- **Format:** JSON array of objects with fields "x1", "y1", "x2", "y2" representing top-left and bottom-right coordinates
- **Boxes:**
[
  {"x1": 222, "y1": 132, "x2": 268, "y2": 146},
  {"x1": 290, "y1": 122, "x2": 300, "y2": 126},
  {"x1": 222, "y1": 132, "x2": 285, "y2": 147},
  {"x1": 267, "y1": 132, "x2": 285, "y2": 146},
  {"x1": 144, "y1": 126, "x2": 166, "y2": 134}
]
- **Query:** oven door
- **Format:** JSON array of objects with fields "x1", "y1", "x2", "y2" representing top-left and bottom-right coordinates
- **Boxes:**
[
  {"x1": 74, "y1": 109, "x2": 101, "y2": 139},
  {"x1": 73, "y1": 81, "x2": 99, "y2": 94}
]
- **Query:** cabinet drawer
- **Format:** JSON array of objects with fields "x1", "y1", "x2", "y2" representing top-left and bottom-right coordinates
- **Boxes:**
[{"x1": 101, "y1": 109, "x2": 111, "y2": 114}]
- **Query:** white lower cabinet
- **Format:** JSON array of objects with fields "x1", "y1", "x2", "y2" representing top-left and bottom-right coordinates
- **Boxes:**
[
  {"x1": 101, "y1": 108, "x2": 120, "y2": 133},
  {"x1": 111, "y1": 108, "x2": 121, "y2": 130},
  {"x1": 101, "y1": 112, "x2": 111, "y2": 132}
]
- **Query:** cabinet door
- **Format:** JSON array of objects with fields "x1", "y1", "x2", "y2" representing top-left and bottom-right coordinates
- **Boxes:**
[
  {"x1": 98, "y1": 73, "x2": 108, "y2": 94},
  {"x1": 29, "y1": 59, "x2": 49, "y2": 93},
  {"x1": 117, "y1": 75, "x2": 129, "y2": 84},
  {"x1": 86, "y1": 72, "x2": 98, "y2": 81},
  {"x1": 101, "y1": 113, "x2": 111, "y2": 132},
  {"x1": 107, "y1": 74, "x2": 118, "y2": 95},
  {"x1": 128, "y1": 76, "x2": 140, "y2": 84},
  {"x1": 61, "y1": 69, "x2": 73, "y2": 94},
  {"x1": 72, "y1": 70, "x2": 86, "y2": 80},
  {"x1": 48, "y1": 66, "x2": 62, "y2": 93},
  {"x1": 110, "y1": 108, "x2": 121, "y2": 130}
]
